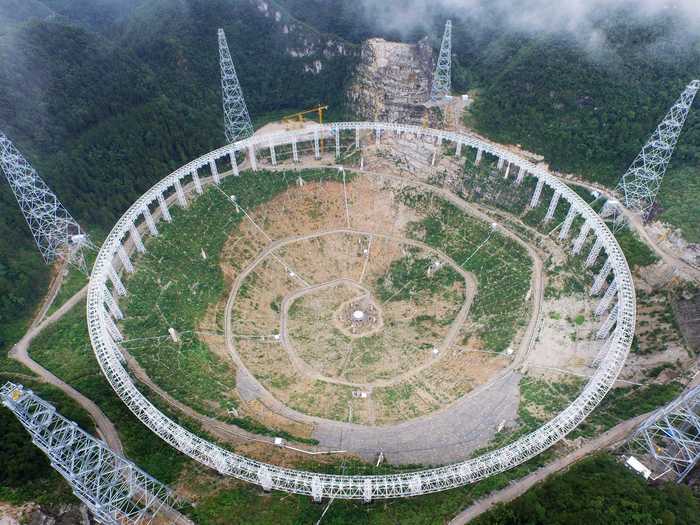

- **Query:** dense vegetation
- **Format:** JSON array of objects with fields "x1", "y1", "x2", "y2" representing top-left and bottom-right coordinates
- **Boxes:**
[
  {"x1": 0, "y1": 0, "x2": 358, "y2": 346},
  {"x1": 473, "y1": 453, "x2": 700, "y2": 525}
]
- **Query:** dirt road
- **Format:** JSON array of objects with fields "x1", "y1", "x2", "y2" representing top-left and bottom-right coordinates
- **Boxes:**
[
  {"x1": 9, "y1": 285, "x2": 124, "y2": 454},
  {"x1": 449, "y1": 371, "x2": 700, "y2": 524}
]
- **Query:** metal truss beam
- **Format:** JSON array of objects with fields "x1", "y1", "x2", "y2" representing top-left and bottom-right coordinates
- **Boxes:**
[
  {"x1": 85, "y1": 121, "x2": 636, "y2": 501},
  {"x1": 617, "y1": 80, "x2": 699, "y2": 217},
  {"x1": 628, "y1": 385, "x2": 700, "y2": 482},
  {"x1": 0, "y1": 382, "x2": 182, "y2": 525},
  {"x1": 218, "y1": 28, "x2": 254, "y2": 143},
  {"x1": 430, "y1": 20, "x2": 452, "y2": 101},
  {"x1": 0, "y1": 131, "x2": 92, "y2": 271}
]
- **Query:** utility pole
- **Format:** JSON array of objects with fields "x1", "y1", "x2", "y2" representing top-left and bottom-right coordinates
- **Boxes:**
[
  {"x1": 430, "y1": 20, "x2": 452, "y2": 101},
  {"x1": 0, "y1": 131, "x2": 93, "y2": 272},
  {"x1": 617, "y1": 80, "x2": 700, "y2": 218},
  {"x1": 218, "y1": 28, "x2": 254, "y2": 143}
]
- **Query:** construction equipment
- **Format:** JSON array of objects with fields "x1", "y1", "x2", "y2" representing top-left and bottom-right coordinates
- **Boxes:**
[
  {"x1": 282, "y1": 104, "x2": 328, "y2": 129},
  {"x1": 283, "y1": 105, "x2": 329, "y2": 152}
]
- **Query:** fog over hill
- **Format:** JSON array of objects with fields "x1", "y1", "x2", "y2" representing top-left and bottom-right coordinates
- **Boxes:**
[{"x1": 0, "y1": 0, "x2": 698, "y2": 348}]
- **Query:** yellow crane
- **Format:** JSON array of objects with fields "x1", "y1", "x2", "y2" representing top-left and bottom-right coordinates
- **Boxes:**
[
  {"x1": 282, "y1": 104, "x2": 329, "y2": 151},
  {"x1": 282, "y1": 104, "x2": 329, "y2": 128}
]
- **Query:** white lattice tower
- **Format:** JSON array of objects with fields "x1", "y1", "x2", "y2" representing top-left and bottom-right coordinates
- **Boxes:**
[
  {"x1": 617, "y1": 80, "x2": 700, "y2": 217},
  {"x1": 430, "y1": 20, "x2": 452, "y2": 101},
  {"x1": 218, "y1": 28, "x2": 254, "y2": 143},
  {"x1": 0, "y1": 131, "x2": 92, "y2": 271},
  {"x1": 628, "y1": 385, "x2": 700, "y2": 482},
  {"x1": 0, "y1": 382, "x2": 185, "y2": 525}
]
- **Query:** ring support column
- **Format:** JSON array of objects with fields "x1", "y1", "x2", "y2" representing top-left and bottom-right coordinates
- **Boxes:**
[
  {"x1": 290, "y1": 138, "x2": 298, "y2": 163},
  {"x1": 192, "y1": 170, "x2": 203, "y2": 194},
  {"x1": 586, "y1": 238, "x2": 604, "y2": 268},
  {"x1": 529, "y1": 179, "x2": 544, "y2": 208},
  {"x1": 142, "y1": 206, "x2": 158, "y2": 236},
  {"x1": 157, "y1": 193, "x2": 172, "y2": 223},
  {"x1": 174, "y1": 179, "x2": 187, "y2": 208},
  {"x1": 109, "y1": 264, "x2": 127, "y2": 296},
  {"x1": 130, "y1": 224, "x2": 145, "y2": 254},
  {"x1": 545, "y1": 191, "x2": 561, "y2": 222},
  {"x1": 591, "y1": 259, "x2": 612, "y2": 296},
  {"x1": 209, "y1": 159, "x2": 221, "y2": 185},
  {"x1": 248, "y1": 145, "x2": 257, "y2": 171},
  {"x1": 228, "y1": 151, "x2": 239, "y2": 177},
  {"x1": 118, "y1": 245, "x2": 134, "y2": 274},
  {"x1": 559, "y1": 207, "x2": 577, "y2": 239},
  {"x1": 269, "y1": 143, "x2": 277, "y2": 166},
  {"x1": 103, "y1": 286, "x2": 123, "y2": 320}
]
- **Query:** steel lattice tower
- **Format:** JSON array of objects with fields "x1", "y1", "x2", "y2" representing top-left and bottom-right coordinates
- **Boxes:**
[
  {"x1": 628, "y1": 385, "x2": 700, "y2": 482},
  {"x1": 0, "y1": 382, "x2": 185, "y2": 525},
  {"x1": 0, "y1": 131, "x2": 92, "y2": 271},
  {"x1": 617, "y1": 80, "x2": 700, "y2": 217},
  {"x1": 218, "y1": 28, "x2": 254, "y2": 143},
  {"x1": 430, "y1": 20, "x2": 452, "y2": 101}
]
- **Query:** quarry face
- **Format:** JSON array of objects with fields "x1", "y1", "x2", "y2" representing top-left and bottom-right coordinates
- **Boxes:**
[{"x1": 346, "y1": 38, "x2": 443, "y2": 126}]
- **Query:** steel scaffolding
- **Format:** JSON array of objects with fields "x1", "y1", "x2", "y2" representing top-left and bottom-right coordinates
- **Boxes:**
[
  {"x1": 0, "y1": 382, "x2": 183, "y2": 525},
  {"x1": 218, "y1": 28, "x2": 254, "y2": 143},
  {"x1": 430, "y1": 20, "x2": 452, "y2": 101},
  {"x1": 86, "y1": 121, "x2": 635, "y2": 500},
  {"x1": 628, "y1": 385, "x2": 700, "y2": 482},
  {"x1": 0, "y1": 131, "x2": 92, "y2": 271},
  {"x1": 617, "y1": 80, "x2": 700, "y2": 217}
]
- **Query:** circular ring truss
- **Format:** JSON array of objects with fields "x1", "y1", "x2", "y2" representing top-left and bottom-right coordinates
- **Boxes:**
[{"x1": 87, "y1": 122, "x2": 636, "y2": 500}]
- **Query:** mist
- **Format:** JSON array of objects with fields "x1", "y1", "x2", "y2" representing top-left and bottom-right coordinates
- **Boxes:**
[{"x1": 358, "y1": 0, "x2": 700, "y2": 49}]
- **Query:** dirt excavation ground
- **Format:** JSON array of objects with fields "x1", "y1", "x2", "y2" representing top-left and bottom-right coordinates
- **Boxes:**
[{"x1": 222, "y1": 176, "x2": 504, "y2": 427}]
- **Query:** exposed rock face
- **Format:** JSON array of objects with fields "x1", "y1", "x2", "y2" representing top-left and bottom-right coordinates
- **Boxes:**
[
  {"x1": 346, "y1": 38, "x2": 442, "y2": 125},
  {"x1": 251, "y1": 0, "x2": 354, "y2": 74},
  {"x1": 0, "y1": 503, "x2": 93, "y2": 525}
]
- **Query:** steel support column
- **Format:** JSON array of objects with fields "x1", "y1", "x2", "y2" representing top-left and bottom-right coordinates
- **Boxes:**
[
  {"x1": 209, "y1": 159, "x2": 221, "y2": 185},
  {"x1": 559, "y1": 206, "x2": 577, "y2": 239},
  {"x1": 545, "y1": 191, "x2": 561, "y2": 222},
  {"x1": 192, "y1": 170, "x2": 203, "y2": 194},
  {"x1": 591, "y1": 259, "x2": 612, "y2": 296},
  {"x1": 529, "y1": 179, "x2": 545, "y2": 208},
  {"x1": 117, "y1": 245, "x2": 133, "y2": 274},
  {"x1": 572, "y1": 221, "x2": 592, "y2": 255},
  {"x1": 174, "y1": 179, "x2": 187, "y2": 208},
  {"x1": 103, "y1": 286, "x2": 123, "y2": 320},
  {"x1": 597, "y1": 304, "x2": 618, "y2": 339},
  {"x1": 157, "y1": 193, "x2": 171, "y2": 222},
  {"x1": 595, "y1": 278, "x2": 618, "y2": 316},
  {"x1": 269, "y1": 143, "x2": 277, "y2": 166},
  {"x1": 109, "y1": 265, "x2": 127, "y2": 296},
  {"x1": 585, "y1": 238, "x2": 604, "y2": 268},
  {"x1": 142, "y1": 206, "x2": 158, "y2": 236},
  {"x1": 229, "y1": 151, "x2": 239, "y2": 177},
  {"x1": 129, "y1": 224, "x2": 145, "y2": 254},
  {"x1": 313, "y1": 132, "x2": 320, "y2": 159},
  {"x1": 248, "y1": 145, "x2": 257, "y2": 171}
]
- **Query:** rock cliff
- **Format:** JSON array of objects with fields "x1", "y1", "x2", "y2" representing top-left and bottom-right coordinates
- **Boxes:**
[{"x1": 346, "y1": 38, "x2": 442, "y2": 125}]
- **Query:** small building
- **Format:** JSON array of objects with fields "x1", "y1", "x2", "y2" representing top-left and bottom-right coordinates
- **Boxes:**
[{"x1": 625, "y1": 455, "x2": 651, "y2": 479}]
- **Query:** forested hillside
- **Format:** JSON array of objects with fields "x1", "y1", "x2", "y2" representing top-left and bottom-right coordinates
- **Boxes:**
[
  {"x1": 0, "y1": 0, "x2": 358, "y2": 345},
  {"x1": 1, "y1": 0, "x2": 699, "y2": 346}
]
